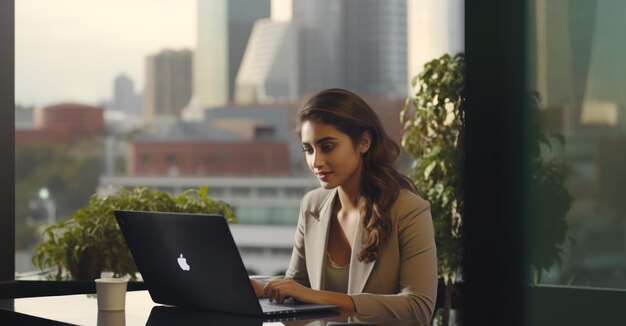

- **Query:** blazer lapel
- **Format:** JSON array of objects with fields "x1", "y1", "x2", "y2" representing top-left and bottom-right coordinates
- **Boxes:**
[
  {"x1": 347, "y1": 213, "x2": 376, "y2": 294},
  {"x1": 307, "y1": 188, "x2": 336, "y2": 290}
]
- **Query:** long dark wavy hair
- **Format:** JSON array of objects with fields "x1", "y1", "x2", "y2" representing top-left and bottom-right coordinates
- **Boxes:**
[{"x1": 296, "y1": 88, "x2": 416, "y2": 263}]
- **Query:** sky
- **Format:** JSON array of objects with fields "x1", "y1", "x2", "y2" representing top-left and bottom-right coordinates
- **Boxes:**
[
  {"x1": 15, "y1": 0, "x2": 196, "y2": 107},
  {"x1": 15, "y1": 0, "x2": 462, "y2": 107}
]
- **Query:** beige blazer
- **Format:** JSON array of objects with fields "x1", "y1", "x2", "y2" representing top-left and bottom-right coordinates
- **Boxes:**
[{"x1": 285, "y1": 187, "x2": 438, "y2": 323}]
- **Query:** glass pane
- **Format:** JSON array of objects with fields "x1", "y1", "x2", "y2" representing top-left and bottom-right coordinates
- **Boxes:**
[
  {"x1": 527, "y1": 0, "x2": 626, "y2": 289},
  {"x1": 15, "y1": 0, "x2": 198, "y2": 278},
  {"x1": 14, "y1": 1, "x2": 464, "y2": 300}
]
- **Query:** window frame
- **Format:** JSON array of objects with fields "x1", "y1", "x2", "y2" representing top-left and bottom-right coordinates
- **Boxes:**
[
  {"x1": 0, "y1": 0, "x2": 15, "y2": 283},
  {"x1": 463, "y1": 1, "x2": 528, "y2": 324}
]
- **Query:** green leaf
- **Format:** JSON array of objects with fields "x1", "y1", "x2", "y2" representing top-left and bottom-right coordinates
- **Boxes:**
[{"x1": 423, "y1": 161, "x2": 437, "y2": 179}]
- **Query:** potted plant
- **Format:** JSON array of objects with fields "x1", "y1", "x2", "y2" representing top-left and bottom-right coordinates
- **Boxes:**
[
  {"x1": 401, "y1": 53, "x2": 572, "y2": 325},
  {"x1": 33, "y1": 186, "x2": 237, "y2": 280}
]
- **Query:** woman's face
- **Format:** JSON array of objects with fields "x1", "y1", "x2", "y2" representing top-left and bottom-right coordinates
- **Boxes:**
[{"x1": 300, "y1": 121, "x2": 369, "y2": 190}]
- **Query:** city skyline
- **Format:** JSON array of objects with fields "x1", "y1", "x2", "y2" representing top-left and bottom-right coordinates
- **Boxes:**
[{"x1": 15, "y1": 0, "x2": 463, "y2": 107}]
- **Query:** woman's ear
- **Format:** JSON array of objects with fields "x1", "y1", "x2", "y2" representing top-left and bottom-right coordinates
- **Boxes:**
[{"x1": 359, "y1": 131, "x2": 372, "y2": 153}]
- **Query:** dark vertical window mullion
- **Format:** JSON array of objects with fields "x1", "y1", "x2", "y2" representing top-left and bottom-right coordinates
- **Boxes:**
[
  {"x1": 0, "y1": 0, "x2": 15, "y2": 283},
  {"x1": 464, "y1": 1, "x2": 528, "y2": 325}
]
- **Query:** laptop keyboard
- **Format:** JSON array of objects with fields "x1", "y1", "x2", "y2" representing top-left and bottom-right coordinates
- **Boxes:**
[{"x1": 260, "y1": 299, "x2": 307, "y2": 314}]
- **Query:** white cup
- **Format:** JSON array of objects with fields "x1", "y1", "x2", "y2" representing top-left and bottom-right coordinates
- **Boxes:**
[{"x1": 95, "y1": 278, "x2": 129, "y2": 311}]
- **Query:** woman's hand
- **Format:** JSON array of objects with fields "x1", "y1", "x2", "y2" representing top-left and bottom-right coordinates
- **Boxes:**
[
  {"x1": 263, "y1": 279, "x2": 356, "y2": 312},
  {"x1": 262, "y1": 279, "x2": 315, "y2": 304},
  {"x1": 250, "y1": 279, "x2": 266, "y2": 298}
]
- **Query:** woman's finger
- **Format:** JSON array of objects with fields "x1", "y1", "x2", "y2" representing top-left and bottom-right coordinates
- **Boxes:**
[
  {"x1": 270, "y1": 285, "x2": 281, "y2": 302},
  {"x1": 262, "y1": 280, "x2": 276, "y2": 298},
  {"x1": 276, "y1": 287, "x2": 288, "y2": 303},
  {"x1": 265, "y1": 280, "x2": 299, "y2": 303},
  {"x1": 276, "y1": 284, "x2": 293, "y2": 303},
  {"x1": 268, "y1": 286, "x2": 276, "y2": 302}
]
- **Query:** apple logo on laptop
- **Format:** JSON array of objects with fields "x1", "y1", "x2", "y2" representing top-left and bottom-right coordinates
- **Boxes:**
[{"x1": 177, "y1": 254, "x2": 191, "y2": 271}]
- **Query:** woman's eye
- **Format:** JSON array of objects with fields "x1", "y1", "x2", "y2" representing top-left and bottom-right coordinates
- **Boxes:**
[
  {"x1": 321, "y1": 144, "x2": 334, "y2": 152},
  {"x1": 302, "y1": 147, "x2": 313, "y2": 154}
]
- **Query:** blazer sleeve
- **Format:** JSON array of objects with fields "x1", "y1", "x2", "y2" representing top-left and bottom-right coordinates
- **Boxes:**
[
  {"x1": 350, "y1": 200, "x2": 438, "y2": 323},
  {"x1": 284, "y1": 193, "x2": 311, "y2": 287}
]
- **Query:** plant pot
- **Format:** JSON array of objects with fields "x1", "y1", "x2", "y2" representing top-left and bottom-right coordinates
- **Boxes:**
[{"x1": 72, "y1": 248, "x2": 103, "y2": 280}]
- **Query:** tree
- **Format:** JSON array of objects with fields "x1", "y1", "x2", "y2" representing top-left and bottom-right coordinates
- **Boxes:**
[
  {"x1": 401, "y1": 53, "x2": 465, "y2": 326},
  {"x1": 15, "y1": 141, "x2": 103, "y2": 248},
  {"x1": 526, "y1": 92, "x2": 573, "y2": 283},
  {"x1": 401, "y1": 53, "x2": 572, "y2": 325}
]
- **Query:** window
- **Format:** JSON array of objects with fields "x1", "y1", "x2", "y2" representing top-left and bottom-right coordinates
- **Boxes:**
[
  {"x1": 8, "y1": 1, "x2": 468, "y2": 311},
  {"x1": 463, "y1": 1, "x2": 626, "y2": 325},
  {"x1": 257, "y1": 187, "x2": 278, "y2": 198},
  {"x1": 14, "y1": 0, "x2": 198, "y2": 277},
  {"x1": 527, "y1": 0, "x2": 626, "y2": 290},
  {"x1": 165, "y1": 154, "x2": 177, "y2": 164},
  {"x1": 235, "y1": 207, "x2": 299, "y2": 225},
  {"x1": 285, "y1": 187, "x2": 306, "y2": 198},
  {"x1": 206, "y1": 187, "x2": 224, "y2": 197},
  {"x1": 0, "y1": 0, "x2": 14, "y2": 282},
  {"x1": 218, "y1": 153, "x2": 229, "y2": 163},
  {"x1": 231, "y1": 187, "x2": 251, "y2": 197},
  {"x1": 254, "y1": 126, "x2": 275, "y2": 140}
]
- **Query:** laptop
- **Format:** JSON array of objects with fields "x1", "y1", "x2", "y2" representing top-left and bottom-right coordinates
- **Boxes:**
[{"x1": 114, "y1": 210, "x2": 339, "y2": 317}]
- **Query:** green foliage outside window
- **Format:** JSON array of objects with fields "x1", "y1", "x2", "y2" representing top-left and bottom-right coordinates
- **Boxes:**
[{"x1": 16, "y1": 142, "x2": 102, "y2": 249}]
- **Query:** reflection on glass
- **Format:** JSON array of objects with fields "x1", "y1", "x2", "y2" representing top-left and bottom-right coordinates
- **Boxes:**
[{"x1": 529, "y1": 0, "x2": 626, "y2": 289}]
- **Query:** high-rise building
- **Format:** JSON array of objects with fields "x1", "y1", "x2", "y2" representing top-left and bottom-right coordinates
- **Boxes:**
[
  {"x1": 530, "y1": 0, "x2": 626, "y2": 132},
  {"x1": 532, "y1": 0, "x2": 597, "y2": 131},
  {"x1": 292, "y1": 0, "x2": 409, "y2": 98},
  {"x1": 343, "y1": 0, "x2": 408, "y2": 98},
  {"x1": 293, "y1": 0, "x2": 345, "y2": 96},
  {"x1": 531, "y1": 0, "x2": 626, "y2": 133},
  {"x1": 113, "y1": 74, "x2": 141, "y2": 115},
  {"x1": 235, "y1": 19, "x2": 298, "y2": 104},
  {"x1": 193, "y1": 0, "x2": 271, "y2": 109},
  {"x1": 143, "y1": 49, "x2": 193, "y2": 124}
]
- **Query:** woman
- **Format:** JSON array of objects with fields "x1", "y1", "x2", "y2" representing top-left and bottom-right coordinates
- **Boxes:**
[{"x1": 252, "y1": 88, "x2": 437, "y2": 322}]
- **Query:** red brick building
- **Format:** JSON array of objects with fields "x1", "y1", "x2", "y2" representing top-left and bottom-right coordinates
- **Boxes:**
[
  {"x1": 128, "y1": 141, "x2": 290, "y2": 176},
  {"x1": 16, "y1": 103, "x2": 104, "y2": 146}
]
